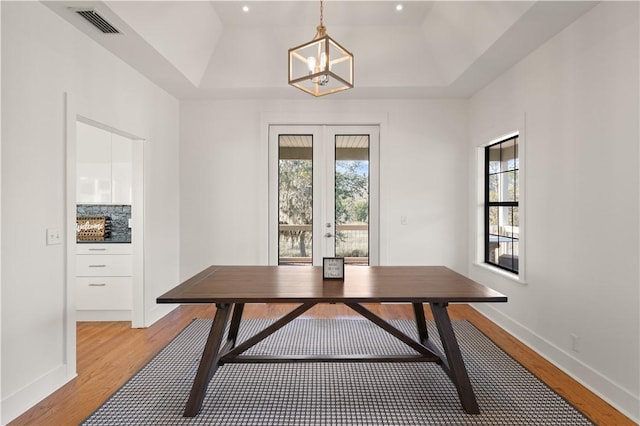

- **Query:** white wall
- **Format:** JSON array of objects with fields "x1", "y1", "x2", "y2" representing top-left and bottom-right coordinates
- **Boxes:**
[
  {"x1": 179, "y1": 99, "x2": 468, "y2": 279},
  {"x1": 467, "y1": 3, "x2": 639, "y2": 421},
  {"x1": 0, "y1": 2, "x2": 3, "y2": 423},
  {"x1": 1, "y1": 2, "x2": 180, "y2": 423}
]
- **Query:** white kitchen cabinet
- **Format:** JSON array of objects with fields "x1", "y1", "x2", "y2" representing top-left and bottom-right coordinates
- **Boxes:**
[
  {"x1": 76, "y1": 122, "x2": 111, "y2": 203},
  {"x1": 76, "y1": 243, "x2": 132, "y2": 320},
  {"x1": 76, "y1": 277, "x2": 132, "y2": 311},
  {"x1": 76, "y1": 121, "x2": 132, "y2": 204},
  {"x1": 76, "y1": 254, "x2": 133, "y2": 277},
  {"x1": 111, "y1": 133, "x2": 133, "y2": 204}
]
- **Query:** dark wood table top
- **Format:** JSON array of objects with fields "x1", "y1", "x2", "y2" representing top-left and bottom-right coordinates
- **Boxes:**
[{"x1": 157, "y1": 265, "x2": 507, "y2": 304}]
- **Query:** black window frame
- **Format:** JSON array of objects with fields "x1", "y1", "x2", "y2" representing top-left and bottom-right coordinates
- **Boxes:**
[{"x1": 484, "y1": 135, "x2": 519, "y2": 274}]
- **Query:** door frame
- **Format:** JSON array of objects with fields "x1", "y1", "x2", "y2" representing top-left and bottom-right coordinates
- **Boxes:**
[
  {"x1": 268, "y1": 124, "x2": 380, "y2": 266},
  {"x1": 65, "y1": 93, "x2": 145, "y2": 338}
]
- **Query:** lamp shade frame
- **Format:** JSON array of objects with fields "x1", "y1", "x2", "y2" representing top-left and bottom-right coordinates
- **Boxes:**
[{"x1": 288, "y1": 34, "x2": 354, "y2": 97}]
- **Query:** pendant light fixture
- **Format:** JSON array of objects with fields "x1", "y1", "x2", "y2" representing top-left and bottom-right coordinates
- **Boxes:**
[{"x1": 288, "y1": 1, "x2": 354, "y2": 97}]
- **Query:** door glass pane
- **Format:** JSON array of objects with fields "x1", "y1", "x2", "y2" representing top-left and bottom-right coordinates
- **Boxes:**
[
  {"x1": 278, "y1": 135, "x2": 313, "y2": 265},
  {"x1": 335, "y1": 135, "x2": 369, "y2": 265}
]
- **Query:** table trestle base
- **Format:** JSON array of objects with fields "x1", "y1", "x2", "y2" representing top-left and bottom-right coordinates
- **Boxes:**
[{"x1": 183, "y1": 301, "x2": 480, "y2": 417}]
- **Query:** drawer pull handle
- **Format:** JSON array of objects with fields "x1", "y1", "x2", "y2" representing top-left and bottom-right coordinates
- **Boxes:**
[
  {"x1": 88, "y1": 248, "x2": 107, "y2": 251},
  {"x1": 88, "y1": 283, "x2": 107, "y2": 287},
  {"x1": 88, "y1": 264, "x2": 107, "y2": 268}
]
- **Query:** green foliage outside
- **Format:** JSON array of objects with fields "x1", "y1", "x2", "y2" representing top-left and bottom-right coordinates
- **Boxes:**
[
  {"x1": 279, "y1": 159, "x2": 312, "y2": 257},
  {"x1": 335, "y1": 161, "x2": 369, "y2": 225},
  {"x1": 279, "y1": 159, "x2": 369, "y2": 259}
]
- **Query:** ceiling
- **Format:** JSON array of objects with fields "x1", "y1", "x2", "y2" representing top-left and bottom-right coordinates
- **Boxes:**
[{"x1": 45, "y1": 1, "x2": 598, "y2": 100}]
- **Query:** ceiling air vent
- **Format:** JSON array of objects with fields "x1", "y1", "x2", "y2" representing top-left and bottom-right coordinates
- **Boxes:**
[{"x1": 73, "y1": 9, "x2": 120, "y2": 34}]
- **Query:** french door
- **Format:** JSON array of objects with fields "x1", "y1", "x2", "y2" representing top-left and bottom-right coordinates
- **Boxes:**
[{"x1": 269, "y1": 125, "x2": 379, "y2": 266}]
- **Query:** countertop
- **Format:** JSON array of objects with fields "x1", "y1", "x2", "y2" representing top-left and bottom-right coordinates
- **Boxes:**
[{"x1": 77, "y1": 237, "x2": 131, "y2": 244}]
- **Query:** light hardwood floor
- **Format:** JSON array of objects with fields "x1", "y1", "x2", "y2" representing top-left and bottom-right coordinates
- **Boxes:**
[{"x1": 8, "y1": 303, "x2": 636, "y2": 426}]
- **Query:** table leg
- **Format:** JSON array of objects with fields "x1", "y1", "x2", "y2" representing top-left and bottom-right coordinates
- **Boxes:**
[
  {"x1": 430, "y1": 302, "x2": 480, "y2": 414},
  {"x1": 226, "y1": 303, "x2": 245, "y2": 348},
  {"x1": 184, "y1": 303, "x2": 232, "y2": 417},
  {"x1": 412, "y1": 302, "x2": 429, "y2": 344}
]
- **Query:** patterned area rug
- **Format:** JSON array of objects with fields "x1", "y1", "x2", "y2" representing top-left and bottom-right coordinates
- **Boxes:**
[{"x1": 82, "y1": 318, "x2": 593, "y2": 425}]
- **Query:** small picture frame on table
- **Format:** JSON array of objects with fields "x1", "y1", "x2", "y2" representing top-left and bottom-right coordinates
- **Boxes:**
[{"x1": 323, "y1": 257, "x2": 345, "y2": 280}]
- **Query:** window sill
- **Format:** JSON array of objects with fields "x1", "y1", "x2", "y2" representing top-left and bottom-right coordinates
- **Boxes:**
[{"x1": 473, "y1": 262, "x2": 527, "y2": 285}]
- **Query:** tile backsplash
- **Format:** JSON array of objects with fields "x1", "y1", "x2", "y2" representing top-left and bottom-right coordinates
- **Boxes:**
[{"x1": 77, "y1": 204, "x2": 131, "y2": 243}]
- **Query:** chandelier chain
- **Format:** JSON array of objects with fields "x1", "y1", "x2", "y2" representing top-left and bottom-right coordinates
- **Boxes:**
[{"x1": 314, "y1": 0, "x2": 326, "y2": 39}]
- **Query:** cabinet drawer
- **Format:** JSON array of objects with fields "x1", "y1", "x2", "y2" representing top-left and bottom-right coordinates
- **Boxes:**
[
  {"x1": 76, "y1": 254, "x2": 132, "y2": 276},
  {"x1": 76, "y1": 244, "x2": 132, "y2": 255},
  {"x1": 76, "y1": 277, "x2": 132, "y2": 310}
]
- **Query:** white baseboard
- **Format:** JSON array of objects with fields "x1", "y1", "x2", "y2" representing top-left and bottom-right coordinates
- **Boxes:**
[
  {"x1": 145, "y1": 303, "x2": 178, "y2": 328},
  {"x1": 76, "y1": 309, "x2": 131, "y2": 322},
  {"x1": 1, "y1": 364, "x2": 76, "y2": 425},
  {"x1": 472, "y1": 304, "x2": 640, "y2": 423},
  {"x1": 75, "y1": 306, "x2": 177, "y2": 326}
]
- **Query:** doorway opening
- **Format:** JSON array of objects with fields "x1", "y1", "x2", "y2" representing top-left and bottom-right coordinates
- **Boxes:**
[{"x1": 69, "y1": 116, "x2": 144, "y2": 328}]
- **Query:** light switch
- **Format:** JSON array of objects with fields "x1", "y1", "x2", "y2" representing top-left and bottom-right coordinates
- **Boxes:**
[{"x1": 46, "y1": 228, "x2": 62, "y2": 245}]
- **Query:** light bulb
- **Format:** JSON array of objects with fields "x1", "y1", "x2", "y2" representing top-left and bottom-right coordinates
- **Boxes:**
[
  {"x1": 307, "y1": 56, "x2": 316, "y2": 73},
  {"x1": 320, "y1": 52, "x2": 327, "y2": 69}
]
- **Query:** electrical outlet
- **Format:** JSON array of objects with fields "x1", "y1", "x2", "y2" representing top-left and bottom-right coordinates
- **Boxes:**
[
  {"x1": 46, "y1": 228, "x2": 62, "y2": 246},
  {"x1": 400, "y1": 216, "x2": 408, "y2": 225}
]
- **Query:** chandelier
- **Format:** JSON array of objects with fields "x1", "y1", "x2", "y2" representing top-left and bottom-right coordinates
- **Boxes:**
[{"x1": 288, "y1": 1, "x2": 354, "y2": 97}]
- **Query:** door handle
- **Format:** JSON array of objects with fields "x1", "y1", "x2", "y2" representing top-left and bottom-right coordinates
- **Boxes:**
[{"x1": 324, "y1": 233, "x2": 334, "y2": 238}]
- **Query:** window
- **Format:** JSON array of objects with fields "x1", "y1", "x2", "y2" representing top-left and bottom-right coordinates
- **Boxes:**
[{"x1": 485, "y1": 135, "x2": 519, "y2": 274}]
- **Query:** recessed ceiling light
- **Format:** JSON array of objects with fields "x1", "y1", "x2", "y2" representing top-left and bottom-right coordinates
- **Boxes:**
[
  {"x1": 242, "y1": 5, "x2": 249, "y2": 13},
  {"x1": 396, "y1": 4, "x2": 403, "y2": 12}
]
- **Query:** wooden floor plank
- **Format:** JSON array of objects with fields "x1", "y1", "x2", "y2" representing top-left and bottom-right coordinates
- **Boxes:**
[{"x1": 7, "y1": 303, "x2": 635, "y2": 426}]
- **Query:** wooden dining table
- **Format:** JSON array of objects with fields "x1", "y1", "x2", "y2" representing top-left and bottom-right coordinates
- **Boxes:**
[{"x1": 157, "y1": 265, "x2": 507, "y2": 417}]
